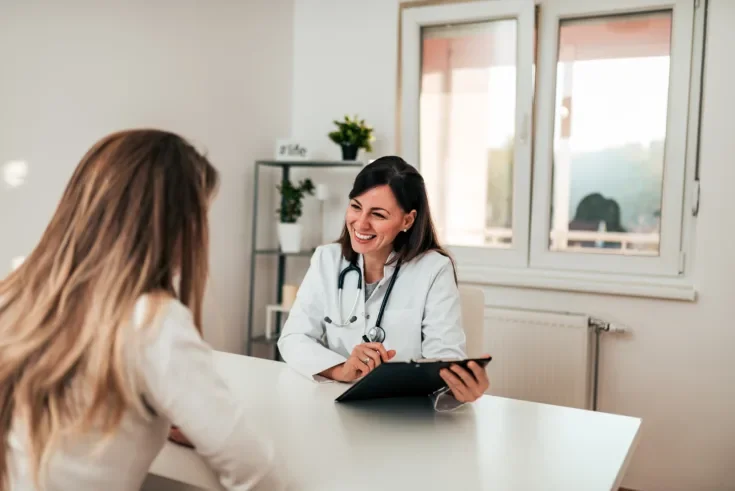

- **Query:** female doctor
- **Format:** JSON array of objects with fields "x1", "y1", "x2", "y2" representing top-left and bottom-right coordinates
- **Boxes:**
[{"x1": 277, "y1": 156, "x2": 489, "y2": 405}]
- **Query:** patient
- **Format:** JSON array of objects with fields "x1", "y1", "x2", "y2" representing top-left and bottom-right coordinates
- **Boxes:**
[{"x1": 0, "y1": 130, "x2": 283, "y2": 491}]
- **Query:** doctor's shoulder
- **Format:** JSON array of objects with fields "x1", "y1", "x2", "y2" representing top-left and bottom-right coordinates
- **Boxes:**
[
  {"x1": 313, "y1": 243, "x2": 343, "y2": 263},
  {"x1": 303, "y1": 243, "x2": 345, "y2": 285},
  {"x1": 307, "y1": 243, "x2": 344, "y2": 271},
  {"x1": 407, "y1": 249, "x2": 457, "y2": 281}
]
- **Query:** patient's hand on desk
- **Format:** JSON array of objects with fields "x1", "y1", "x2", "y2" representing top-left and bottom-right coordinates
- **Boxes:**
[
  {"x1": 320, "y1": 342, "x2": 396, "y2": 383},
  {"x1": 168, "y1": 425, "x2": 194, "y2": 448},
  {"x1": 439, "y1": 359, "x2": 491, "y2": 403}
]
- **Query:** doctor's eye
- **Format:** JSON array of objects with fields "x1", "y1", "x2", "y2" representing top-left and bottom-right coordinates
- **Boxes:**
[
  {"x1": 372, "y1": 212, "x2": 386, "y2": 219},
  {"x1": 350, "y1": 203, "x2": 361, "y2": 210}
]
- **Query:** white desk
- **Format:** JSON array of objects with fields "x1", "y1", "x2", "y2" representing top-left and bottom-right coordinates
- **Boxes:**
[{"x1": 149, "y1": 353, "x2": 641, "y2": 491}]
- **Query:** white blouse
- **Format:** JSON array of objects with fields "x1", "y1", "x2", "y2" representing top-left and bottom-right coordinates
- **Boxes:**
[{"x1": 6, "y1": 297, "x2": 284, "y2": 491}]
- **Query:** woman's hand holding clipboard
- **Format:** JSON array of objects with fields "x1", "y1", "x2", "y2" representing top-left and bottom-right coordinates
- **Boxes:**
[
  {"x1": 335, "y1": 354, "x2": 492, "y2": 403},
  {"x1": 438, "y1": 357, "x2": 491, "y2": 403}
]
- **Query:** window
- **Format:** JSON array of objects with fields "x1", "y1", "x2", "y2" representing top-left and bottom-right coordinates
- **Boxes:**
[
  {"x1": 420, "y1": 19, "x2": 518, "y2": 250},
  {"x1": 400, "y1": 0, "x2": 704, "y2": 298},
  {"x1": 403, "y1": 0, "x2": 534, "y2": 268},
  {"x1": 549, "y1": 12, "x2": 671, "y2": 258}
]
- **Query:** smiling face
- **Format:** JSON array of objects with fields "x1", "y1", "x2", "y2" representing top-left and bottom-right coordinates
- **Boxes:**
[{"x1": 345, "y1": 184, "x2": 416, "y2": 258}]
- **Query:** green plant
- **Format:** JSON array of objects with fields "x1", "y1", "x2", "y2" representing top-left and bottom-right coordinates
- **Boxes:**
[
  {"x1": 276, "y1": 178, "x2": 315, "y2": 223},
  {"x1": 328, "y1": 115, "x2": 375, "y2": 152}
]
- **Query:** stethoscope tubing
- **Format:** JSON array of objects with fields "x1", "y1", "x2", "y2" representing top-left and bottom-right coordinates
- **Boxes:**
[{"x1": 326, "y1": 259, "x2": 401, "y2": 342}]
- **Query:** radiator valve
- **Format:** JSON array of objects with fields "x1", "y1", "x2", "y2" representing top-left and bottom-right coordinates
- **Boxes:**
[{"x1": 589, "y1": 317, "x2": 626, "y2": 334}]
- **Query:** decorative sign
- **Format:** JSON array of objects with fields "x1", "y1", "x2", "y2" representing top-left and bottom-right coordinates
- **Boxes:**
[{"x1": 275, "y1": 139, "x2": 310, "y2": 161}]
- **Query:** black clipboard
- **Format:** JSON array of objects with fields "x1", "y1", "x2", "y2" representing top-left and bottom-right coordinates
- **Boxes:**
[{"x1": 334, "y1": 356, "x2": 492, "y2": 402}]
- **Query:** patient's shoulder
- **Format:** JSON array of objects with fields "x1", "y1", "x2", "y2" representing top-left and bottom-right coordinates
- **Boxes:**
[{"x1": 131, "y1": 293, "x2": 195, "y2": 334}]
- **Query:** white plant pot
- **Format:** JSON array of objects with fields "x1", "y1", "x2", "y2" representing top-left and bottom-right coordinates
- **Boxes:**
[{"x1": 278, "y1": 222, "x2": 302, "y2": 253}]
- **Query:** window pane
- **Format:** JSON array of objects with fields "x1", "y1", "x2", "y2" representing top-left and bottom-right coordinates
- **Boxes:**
[
  {"x1": 420, "y1": 19, "x2": 517, "y2": 248},
  {"x1": 549, "y1": 11, "x2": 671, "y2": 256}
]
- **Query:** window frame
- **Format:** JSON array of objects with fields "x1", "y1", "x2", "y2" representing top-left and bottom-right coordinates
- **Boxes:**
[
  {"x1": 529, "y1": 0, "x2": 698, "y2": 277},
  {"x1": 398, "y1": 0, "x2": 705, "y2": 300},
  {"x1": 400, "y1": 0, "x2": 536, "y2": 269}
]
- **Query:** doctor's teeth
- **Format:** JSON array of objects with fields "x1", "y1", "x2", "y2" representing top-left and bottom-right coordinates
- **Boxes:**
[{"x1": 356, "y1": 232, "x2": 375, "y2": 240}]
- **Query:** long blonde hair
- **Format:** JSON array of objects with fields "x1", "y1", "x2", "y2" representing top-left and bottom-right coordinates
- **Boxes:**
[{"x1": 0, "y1": 129, "x2": 219, "y2": 488}]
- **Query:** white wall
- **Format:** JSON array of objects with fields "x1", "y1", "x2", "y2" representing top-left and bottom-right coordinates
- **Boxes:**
[
  {"x1": 291, "y1": 0, "x2": 400, "y2": 159},
  {"x1": 291, "y1": 1, "x2": 735, "y2": 490},
  {"x1": 0, "y1": 0, "x2": 293, "y2": 354}
]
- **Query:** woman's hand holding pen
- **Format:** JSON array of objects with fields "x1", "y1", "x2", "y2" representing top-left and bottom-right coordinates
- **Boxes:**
[{"x1": 321, "y1": 342, "x2": 396, "y2": 382}]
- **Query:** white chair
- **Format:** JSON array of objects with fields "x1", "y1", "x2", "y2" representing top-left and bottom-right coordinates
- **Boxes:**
[{"x1": 458, "y1": 284, "x2": 486, "y2": 358}]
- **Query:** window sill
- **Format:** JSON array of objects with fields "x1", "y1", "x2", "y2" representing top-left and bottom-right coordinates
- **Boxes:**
[{"x1": 456, "y1": 264, "x2": 697, "y2": 302}]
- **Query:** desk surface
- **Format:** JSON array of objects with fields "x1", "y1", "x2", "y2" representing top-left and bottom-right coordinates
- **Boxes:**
[{"x1": 150, "y1": 353, "x2": 641, "y2": 491}]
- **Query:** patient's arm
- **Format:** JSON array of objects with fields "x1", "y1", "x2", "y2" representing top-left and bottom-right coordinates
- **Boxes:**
[{"x1": 135, "y1": 299, "x2": 286, "y2": 490}]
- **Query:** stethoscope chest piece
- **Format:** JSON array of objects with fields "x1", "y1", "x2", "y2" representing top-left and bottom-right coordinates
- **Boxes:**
[{"x1": 365, "y1": 325, "x2": 386, "y2": 344}]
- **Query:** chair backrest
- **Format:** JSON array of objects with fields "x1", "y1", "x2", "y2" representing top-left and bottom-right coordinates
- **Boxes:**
[{"x1": 458, "y1": 284, "x2": 486, "y2": 358}]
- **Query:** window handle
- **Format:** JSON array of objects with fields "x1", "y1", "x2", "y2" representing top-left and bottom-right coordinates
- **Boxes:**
[{"x1": 519, "y1": 113, "x2": 530, "y2": 144}]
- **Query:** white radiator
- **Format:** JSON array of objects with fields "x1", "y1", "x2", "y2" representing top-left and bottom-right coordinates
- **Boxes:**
[{"x1": 482, "y1": 307, "x2": 595, "y2": 410}]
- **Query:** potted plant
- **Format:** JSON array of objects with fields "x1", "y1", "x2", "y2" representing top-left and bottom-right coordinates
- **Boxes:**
[
  {"x1": 276, "y1": 177, "x2": 315, "y2": 252},
  {"x1": 328, "y1": 115, "x2": 375, "y2": 160}
]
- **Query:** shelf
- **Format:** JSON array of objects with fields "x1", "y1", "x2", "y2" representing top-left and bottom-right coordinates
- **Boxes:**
[
  {"x1": 247, "y1": 158, "x2": 354, "y2": 359},
  {"x1": 256, "y1": 160, "x2": 365, "y2": 168},
  {"x1": 254, "y1": 248, "x2": 315, "y2": 256},
  {"x1": 251, "y1": 334, "x2": 279, "y2": 345},
  {"x1": 266, "y1": 304, "x2": 291, "y2": 339}
]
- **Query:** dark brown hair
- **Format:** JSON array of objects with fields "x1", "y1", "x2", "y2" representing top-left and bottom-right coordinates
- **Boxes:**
[{"x1": 337, "y1": 156, "x2": 456, "y2": 281}]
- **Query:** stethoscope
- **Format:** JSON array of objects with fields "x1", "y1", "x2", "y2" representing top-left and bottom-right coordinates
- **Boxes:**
[{"x1": 323, "y1": 259, "x2": 401, "y2": 343}]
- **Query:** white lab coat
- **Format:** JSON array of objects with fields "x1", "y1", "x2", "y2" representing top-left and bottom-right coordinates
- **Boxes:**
[{"x1": 277, "y1": 243, "x2": 467, "y2": 381}]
